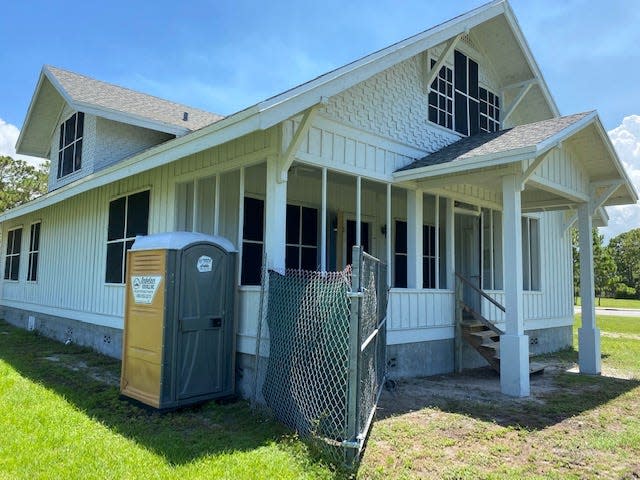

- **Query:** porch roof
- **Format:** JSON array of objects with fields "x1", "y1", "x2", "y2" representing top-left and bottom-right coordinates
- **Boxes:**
[{"x1": 394, "y1": 111, "x2": 638, "y2": 209}]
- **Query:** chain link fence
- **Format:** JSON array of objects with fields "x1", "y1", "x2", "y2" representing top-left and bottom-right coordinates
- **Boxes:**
[{"x1": 255, "y1": 247, "x2": 388, "y2": 465}]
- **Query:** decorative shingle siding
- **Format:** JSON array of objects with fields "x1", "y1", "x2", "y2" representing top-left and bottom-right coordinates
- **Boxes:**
[
  {"x1": 94, "y1": 118, "x2": 173, "y2": 172},
  {"x1": 323, "y1": 55, "x2": 459, "y2": 153}
]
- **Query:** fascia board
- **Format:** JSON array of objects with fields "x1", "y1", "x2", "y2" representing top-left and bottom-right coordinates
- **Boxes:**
[
  {"x1": 392, "y1": 146, "x2": 534, "y2": 182},
  {"x1": 256, "y1": 1, "x2": 506, "y2": 122},
  {"x1": 72, "y1": 101, "x2": 189, "y2": 136}
]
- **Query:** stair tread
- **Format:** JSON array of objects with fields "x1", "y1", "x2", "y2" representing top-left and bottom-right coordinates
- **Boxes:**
[
  {"x1": 469, "y1": 330, "x2": 500, "y2": 338},
  {"x1": 478, "y1": 341, "x2": 500, "y2": 350}
]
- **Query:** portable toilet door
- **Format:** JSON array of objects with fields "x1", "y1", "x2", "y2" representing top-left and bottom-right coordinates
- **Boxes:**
[{"x1": 176, "y1": 242, "x2": 234, "y2": 400}]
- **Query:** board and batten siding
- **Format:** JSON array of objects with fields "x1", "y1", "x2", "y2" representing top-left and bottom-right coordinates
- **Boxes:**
[{"x1": 0, "y1": 128, "x2": 277, "y2": 330}]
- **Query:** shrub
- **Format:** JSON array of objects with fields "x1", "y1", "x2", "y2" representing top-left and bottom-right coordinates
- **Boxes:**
[{"x1": 614, "y1": 283, "x2": 637, "y2": 299}]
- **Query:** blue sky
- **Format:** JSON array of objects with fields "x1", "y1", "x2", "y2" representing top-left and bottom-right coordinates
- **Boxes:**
[{"x1": 1, "y1": 0, "x2": 639, "y2": 239}]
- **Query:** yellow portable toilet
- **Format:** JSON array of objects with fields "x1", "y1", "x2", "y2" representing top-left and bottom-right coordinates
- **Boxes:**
[{"x1": 120, "y1": 232, "x2": 237, "y2": 409}]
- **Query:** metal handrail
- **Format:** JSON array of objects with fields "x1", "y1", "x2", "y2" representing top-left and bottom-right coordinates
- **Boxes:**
[{"x1": 454, "y1": 272, "x2": 506, "y2": 312}]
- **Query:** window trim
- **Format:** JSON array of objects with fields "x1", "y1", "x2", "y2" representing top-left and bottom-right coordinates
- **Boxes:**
[
  {"x1": 57, "y1": 112, "x2": 84, "y2": 179},
  {"x1": 27, "y1": 221, "x2": 41, "y2": 283},
  {"x1": 105, "y1": 189, "x2": 151, "y2": 285},
  {"x1": 4, "y1": 226, "x2": 23, "y2": 282},
  {"x1": 427, "y1": 51, "x2": 500, "y2": 137},
  {"x1": 285, "y1": 203, "x2": 319, "y2": 271}
]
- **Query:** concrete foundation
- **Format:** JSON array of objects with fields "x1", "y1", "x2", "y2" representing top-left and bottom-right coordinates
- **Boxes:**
[{"x1": 1, "y1": 305, "x2": 123, "y2": 358}]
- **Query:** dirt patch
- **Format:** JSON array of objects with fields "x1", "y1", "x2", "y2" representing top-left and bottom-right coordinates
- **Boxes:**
[
  {"x1": 43, "y1": 354, "x2": 120, "y2": 387},
  {"x1": 378, "y1": 361, "x2": 571, "y2": 419}
]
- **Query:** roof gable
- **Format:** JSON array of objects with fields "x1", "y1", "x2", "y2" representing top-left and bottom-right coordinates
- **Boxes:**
[{"x1": 16, "y1": 66, "x2": 224, "y2": 157}]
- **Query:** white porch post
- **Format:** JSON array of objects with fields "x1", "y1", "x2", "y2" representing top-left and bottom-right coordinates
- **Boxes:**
[
  {"x1": 356, "y1": 176, "x2": 362, "y2": 247},
  {"x1": 320, "y1": 167, "x2": 328, "y2": 271},
  {"x1": 578, "y1": 202, "x2": 601, "y2": 374},
  {"x1": 265, "y1": 159, "x2": 287, "y2": 273},
  {"x1": 445, "y1": 197, "x2": 455, "y2": 289},
  {"x1": 407, "y1": 189, "x2": 423, "y2": 289},
  {"x1": 501, "y1": 174, "x2": 530, "y2": 397},
  {"x1": 386, "y1": 183, "x2": 392, "y2": 286}
]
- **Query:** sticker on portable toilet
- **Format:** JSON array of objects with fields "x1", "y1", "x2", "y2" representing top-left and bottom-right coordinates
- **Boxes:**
[
  {"x1": 131, "y1": 275, "x2": 162, "y2": 304},
  {"x1": 197, "y1": 256, "x2": 213, "y2": 272}
]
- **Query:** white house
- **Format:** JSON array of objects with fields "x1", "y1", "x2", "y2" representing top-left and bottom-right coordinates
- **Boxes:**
[{"x1": 1, "y1": 0, "x2": 636, "y2": 397}]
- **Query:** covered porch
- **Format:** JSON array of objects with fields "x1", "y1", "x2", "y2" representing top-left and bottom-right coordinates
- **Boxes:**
[{"x1": 394, "y1": 112, "x2": 637, "y2": 396}]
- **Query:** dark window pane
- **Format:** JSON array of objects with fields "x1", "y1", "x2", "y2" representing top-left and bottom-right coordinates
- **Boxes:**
[
  {"x1": 394, "y1": 255, "x2": 407, "y2": 288},
  {"x1": 430, "y1": 78, "x2": 438, "y2": 90},
  {"x1": 106, "y1": 242, "x2": 124, "y2": 283},
  {"x1": 4, "y1": 258, "x2": 9, "y2": 279},
  {"x1": 447, "y1": 99, "x2": 453, "y2": 113},
  {"x1": 57, "y1": 151, "x2": 63, "y2": 178},
  {"x1": 346, "y1": 220, "x2": 356, "y2": 265},
  {"x1": 301, "y1": 247, "x2": 317, "y2": 270},
  {"x1": 480, "y1": 116, "x2": 488, "y2": 131},
  {"x1": 243, "y1": 197, "x2": 264, "y2": 242},
  {"x1": 480, "y1": 88, "x2": 487, "y2": 101},
  {"x1": 488, "y1": 92, "x2": 494, "y2": 104},
  {"x1": 361, "y1": 223, "x2": 370, "y2": 253},
  {"x1": 10, "y1": 256, "x2": 19, "y2": 281},
  {"x1": 123, "y1": 239, "x2": 135, "y2": 280},
  {"x1": 447, "y1": 115, "x2": 453, "y2": 129},
  {"x1": 455, "y1": 92, "x2": 468, "y2": 135},
  {"x1": 301, "y1": 207, "x2": 318, "y2": 246},
  {"x1": 286, "y1": 204, "x2": 300, "y2": 244},
  {"x1": 31, "y1": 223, "x2": 40, "y2": 250},
  {"x1": 454, "y1": 50, "x2": 467, "y2": 93},
  {"x1": 428, "y1": 106, "x2": 438, "y2": 123},
  {"x1": 495, "y1": 96, "x2": 500, "y2": 108},
  {"x1": 423, "y1": 258, "x2": 436, "y2": 289},
  {"x1": 126, "y1": 190, "x2": 150, "y2": 237},
  {"x1": 430, "y1": 59, "x2": 436, "y2": 68},
  {"x1": 439, "y1": 78, "x2": 446, "y2": 93},
  {"x1": 13, "y1": 229, "x2": 21, "y2": 253},
  {"x1": 28, "y1": 252, "x2": 38, "y2": 281},
  {"x1": 108, "y1": 197, "x2": 126, "y2": 241},
  {"x1": 446, "y1": 68, "x2": 452, "y2": 82},
  {"x1": 489, "y1": 106, "x2": 494, "y2": 119},
  {"x1": 395, "y1": 221, "x2": 407, "y2": 254},
  {"x1": 469, "y1": 59, "x2": 479, "y2": 100},
  {"x1": 286, "y1": 245, "x2": 299, "y2": 269},
  {"x1": 73, "y1": 140, "x2": 82, "y2": 171},
  {"x1": 495, "y1": 107, "x2": 500, "y2": 122},
  {"x1": 241, "y1": 242, "x2": 262, "y2": 285},
  {"x1": 428, "y1": 91, "x2": 437, "y2": 107},
  {"x1": 62, "y1": 146, "x2": 73, "y2": 176},
  {"x1": 469, "y1": 100, "x2": 479, "y2": 136},
  {"x1": 76, "y1": 112, "x2": 84, "y2": 138},
  {"x1": 64, "y1": 116, "x2": 75, "y2": 147},
  {"x1": 59, "y1": 125, "x2": 64, "y2": 149},
  {"x1": 438, "y1": 67, "x2": 445, "y2": 79},
  {"x1": 480, "y1": 101, "x2": 487, "y2": 115},
  {"x1": 439, "y1": 110, "x2": 446, "y2": 126},
  {"x1": 439, "y1": 95, "x2": 445, "y2": 110},
  {"x1": 447, "y1": 84, "x2": 453, "y2": 98}
]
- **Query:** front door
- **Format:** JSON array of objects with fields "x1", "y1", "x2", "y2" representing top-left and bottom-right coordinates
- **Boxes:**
[{"x1": 455, "y1": 213, "x2": 481, "y2": 312}]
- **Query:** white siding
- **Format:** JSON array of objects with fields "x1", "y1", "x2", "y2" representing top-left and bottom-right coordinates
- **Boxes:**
[{"x1": 528, "y1": 145, "x2": 590, "y2": 200}]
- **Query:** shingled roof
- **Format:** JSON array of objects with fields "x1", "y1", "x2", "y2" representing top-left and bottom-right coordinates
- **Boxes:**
[
  {"x1": 397, "y1": 112, "x2": 593, "y2": 172},
  {"x1": 46, "y1": 65, "x2": 224, "y2": 132}
]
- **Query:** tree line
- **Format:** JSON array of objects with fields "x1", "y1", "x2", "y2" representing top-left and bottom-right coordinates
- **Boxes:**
[
  {"x1": 0, "y1": 155, "x2": 48, "y2": 213},
  {"x1": 573, "y1": 227, "x2": 640, "y2": 303}
]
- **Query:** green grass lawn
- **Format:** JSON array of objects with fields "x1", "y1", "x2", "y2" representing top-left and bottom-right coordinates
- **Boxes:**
[
  {"x1": 575, "y1": 297, "x2": 640, "y2": 309},
  {"x1": 0, "y1": 321, "x2": 341, "y2": 480}
]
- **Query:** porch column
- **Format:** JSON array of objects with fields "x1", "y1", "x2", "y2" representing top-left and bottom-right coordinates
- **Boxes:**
[
  {"x1": 445, "y1": 197, "x2": 455, "y2": 289},
  {"x1": 265, "y1": 159, "x2": 287, "y2": 273},
  {"x1": 386, "y1": 183, "x2": 392, "y2": 286},
  {"x1": 407, "y1": 189, "x2": 423, "y2": 288},
  {"x1": 578, "y1": 202, "x2": 601, "y2": 374},
  {"x1": 320, "y1": 167, "x2": 328, "y2": 272},
  {"x1": 500, "y1": 175, "x2": 530, "y2": 397}
]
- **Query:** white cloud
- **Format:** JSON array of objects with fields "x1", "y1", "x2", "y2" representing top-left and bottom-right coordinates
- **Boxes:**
[
  {"x1": 0, "y1": 117, "x2": 47, "y2": 167},
  {"x1": 602, "y1": 115, "x2": 640, "y2": 242}
]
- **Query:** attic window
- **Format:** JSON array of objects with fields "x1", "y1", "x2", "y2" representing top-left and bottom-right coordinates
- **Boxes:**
[
  {"x1": 57, "y1": 112, "x2": 84, "y2": 179},
  {"x1": 427, "y1": 51, "x2": 500, "y2": 137}
]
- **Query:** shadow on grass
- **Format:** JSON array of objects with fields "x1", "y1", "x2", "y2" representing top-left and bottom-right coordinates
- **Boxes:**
[
  {"x1": 377, "y1": 347, "x2": 640, "y2": 431},
  {"x1": 0, "y1": 320, "x2": 340, "y2": 472}
]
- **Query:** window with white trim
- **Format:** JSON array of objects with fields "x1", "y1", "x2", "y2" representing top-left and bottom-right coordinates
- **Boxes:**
[
  {"x1": 522, "y1": 217, "x2": 540, "y2": 291},
  {"x1": 241, "y1": 196, "x2": 264, "y2": 285},
  {"x1": 57, "y1": 112, "x2": 84, "y2": 178},
  {"x1": 427, "y1": 51, "x2": 500, "y2": 137},
  {"x1": 27, "y1": 222, "x2": 41, "y2": 282},
  {"x1": 4, "y1": 228, "x2": 22, "y2": 281},
  {"x1": 428, "y1": 60, "x2": 453, "y2": 130},
  {"x1": 106, "y1": 190, "x2": 150, "y2": 284},
  {"x1": 481, "y1": 209, "x2": 503, "y2": 290},
  {"x1": 479, "y1": 88, "x2": 500, "y2": 133},
  {"x1": 285, "y1": 204, "x2": 318, "y2": 270}
]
